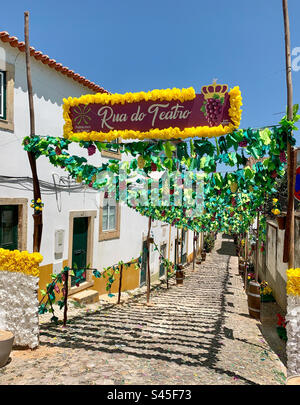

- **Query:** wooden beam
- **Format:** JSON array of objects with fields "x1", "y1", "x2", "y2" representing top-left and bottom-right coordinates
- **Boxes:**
[
  {"x1": 24, "y1": 11, "x2": 43, "y2": 252},
  {"x1": 117, "y1": 264, "x2": 124, "y2": 304},
  {"x1": 192, "y1": 231, "x2": 195, "y2": 271},
  {"x1": 63, "y1": 268, "x2": 69, "y2": 327},
  {"x1": 146, "y1": 216, "x2": 151, "y2": 304},
  {"x1": 255, "y1": 212, "x2": 260, "y2": 282},
  {"x1": 282, "y1": 0, "x2": 295, "y2": 266}
]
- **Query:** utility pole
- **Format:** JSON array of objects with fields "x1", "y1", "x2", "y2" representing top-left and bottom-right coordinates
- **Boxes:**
[
  {"x1": 282, "y1": 0, "x2": 296, "y2": 267},
  {"x1": 146, "y1": 216, "x2": 152, "y2": 305},
  {"x1": 24, "y1": 11, "x2": 43, "y2": 252}
]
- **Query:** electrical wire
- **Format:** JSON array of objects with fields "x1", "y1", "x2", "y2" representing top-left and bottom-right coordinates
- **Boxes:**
[{"x1": 0, "y1": 175, "x2": 97, "y2": 194}]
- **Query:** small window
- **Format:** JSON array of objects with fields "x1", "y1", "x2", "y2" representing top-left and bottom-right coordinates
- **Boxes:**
[
  {"x1": 0, "y1": 70, "x2": 6, "y2": 120},
  {"x1": 102, "y1": 198, "x2": 116, "y2": 231},
  {"x1": 99, "y1": 196, "x2": 120, "y2": 241}
]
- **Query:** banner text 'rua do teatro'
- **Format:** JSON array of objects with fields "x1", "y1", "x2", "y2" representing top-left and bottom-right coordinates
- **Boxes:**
[{"x1": 63, "y1": 82, "x2": 242, "y2": 142}]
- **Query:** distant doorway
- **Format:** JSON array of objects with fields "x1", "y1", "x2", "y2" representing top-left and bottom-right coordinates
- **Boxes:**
[
  {"x1": 181, "y1": 231, "x2": 187, "y2": 264},
  {"x1": 159, "y1": 243, "x2": 167, "y2": 277}
]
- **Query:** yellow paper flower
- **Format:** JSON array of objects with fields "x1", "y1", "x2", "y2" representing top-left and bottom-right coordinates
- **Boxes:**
[
  {"x1": 286, "y1": 268, "x2": 300, "y2": 296},
  {"x1": 0, "y1": 248, "x2": 43, "y2": 277},
  {"x1": 63, "y1": 86, "x2": 242, "y2": 142},
  {"x1": 137, "y1": 156, "x2": 145, "y2": 169}
]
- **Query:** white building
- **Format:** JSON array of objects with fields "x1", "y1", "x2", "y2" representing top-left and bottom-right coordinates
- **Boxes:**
[{"x1": 0, "y1": 31, "x2": 199, "y2": 300}]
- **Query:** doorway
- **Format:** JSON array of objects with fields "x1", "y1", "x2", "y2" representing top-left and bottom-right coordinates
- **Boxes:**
[
  {"x1": 0, "y1": 205, "x2": 18, "y2": 250},
  {"x1": 71, "y1": 216, "x2": 88, "y2": 286},
  {"x1": 159, "y1": 243, "x2": 167, "y2": 277},
  {"x1": 181, "y1": 231, "x2": 187, "y2": 264}
]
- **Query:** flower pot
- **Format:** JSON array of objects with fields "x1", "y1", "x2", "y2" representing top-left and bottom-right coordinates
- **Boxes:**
[
  {"x1": 201, "y1": 252, "x2": 206, "y2": 261},
  {"x1": 176, "y1": 270, "x2": 184, "y2": 285},
  {"x1": 0, "y1": 330, "x2": 14, "y2": 368},
  {"x1": 176, "y1": 265, "x2": 184, "y2": 285},
  {"x1": 276, "y1": 216, "x2": 286, "y2": 230},
  {"x1": 247, "y1": 281, "x2": 261, "y2": 319},
  {"x1": 286, "y1": 375, "x2": 300, "y2": 385},
  {"x1": 239, "y1": 262, "x2": 246, "y2": 275}
]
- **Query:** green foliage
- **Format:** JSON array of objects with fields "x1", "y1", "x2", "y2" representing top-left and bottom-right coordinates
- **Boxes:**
[{"x1": 203, "y1": 233, "x2": 215, "y2": 253}]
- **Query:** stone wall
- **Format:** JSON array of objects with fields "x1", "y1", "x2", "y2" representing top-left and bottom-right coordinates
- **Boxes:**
[{"x1": 0, "y1": 271, "x2": 39, "y2": 349}]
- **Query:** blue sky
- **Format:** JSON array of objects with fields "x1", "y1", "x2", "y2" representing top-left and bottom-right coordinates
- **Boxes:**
[{"x1": 1, "y1": 0, "x2": 300, "y2": 145}]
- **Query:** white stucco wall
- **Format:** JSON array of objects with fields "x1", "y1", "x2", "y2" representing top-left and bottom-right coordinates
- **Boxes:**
[{"x1": 0, "y1": 271, "x2": 39, "y2": 348}]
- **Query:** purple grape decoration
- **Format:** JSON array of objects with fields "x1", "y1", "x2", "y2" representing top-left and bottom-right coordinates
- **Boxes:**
[{"x1": 201, "y1": 96, "x2": 224, "y2": 127}]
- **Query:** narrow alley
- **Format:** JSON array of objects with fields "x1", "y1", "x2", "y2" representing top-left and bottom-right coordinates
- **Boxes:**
[{"x1": 0, "y1": 235, "x2": 286, "y2": 385}]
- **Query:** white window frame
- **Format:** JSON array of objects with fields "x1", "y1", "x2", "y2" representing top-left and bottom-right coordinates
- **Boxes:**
[
  {"x1": 0, "y1": 61, "x2": 14, "y2": 131},
  {"x1": 99, "y1": 195, "x2": 120, "y2": 241},
  {"x1": 0, "y1": 70, "x2": 5, "y2": 120},
  {"x1": 102, "y1": 198, "x2": 117, "y2": 231}
]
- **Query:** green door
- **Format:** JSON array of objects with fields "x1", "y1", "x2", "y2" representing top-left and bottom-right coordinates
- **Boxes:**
[
  {"x1": 0, "y1": 205, "x2": 18, "y2": 250},
  {"x1": 71, "y1": 217, "x2": 88, "y2": 286},
  {"x1": 140, "y1": 240, "x2": 147, "y2": 286}
]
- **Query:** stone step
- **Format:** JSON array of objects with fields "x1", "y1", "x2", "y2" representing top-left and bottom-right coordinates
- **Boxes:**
[{"x1": 71, "y1": 289, "x2": 99, "y2": 305}]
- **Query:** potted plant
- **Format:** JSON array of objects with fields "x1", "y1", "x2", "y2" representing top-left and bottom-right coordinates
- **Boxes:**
[
  {"x1": 276, "y1": 313, "x2": 287, "y2": 342},
  {"x1": 246, "y1": 267, "x2": 255, "y2": 286},
  {"x1": 0, "y1": 330, "x2": 14, "y2": 368},
  {"x1": 260, "y1": 280, "x2": 276, "y2": 302},
  {"x1": 271, "y1": 198, "x2": 285, "y2": 230}
]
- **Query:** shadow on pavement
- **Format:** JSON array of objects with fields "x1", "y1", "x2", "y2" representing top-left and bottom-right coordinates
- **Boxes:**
[
  {"x1": 216, "y1": 241, "x2": 237, "y2": 256},
  {"x1": 39, "y1": 245, "x2": 258, "y2": 385}
]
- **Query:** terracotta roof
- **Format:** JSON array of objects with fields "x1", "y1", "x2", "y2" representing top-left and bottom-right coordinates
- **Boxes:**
[{"x1": 0, "y1": 31, "x2": 109, "y2": 94}]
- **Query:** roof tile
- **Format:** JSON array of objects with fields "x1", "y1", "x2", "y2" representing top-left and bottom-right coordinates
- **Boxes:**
[{"x1": 0, "y1": 30, "x2": 108, "y2": 94}]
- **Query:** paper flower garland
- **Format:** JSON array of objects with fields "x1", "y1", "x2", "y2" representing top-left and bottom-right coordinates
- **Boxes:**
[
  {"x1": 62, "y1": 86, "x2": 242, "y2": 142},
  {"x1": 0, "y1": 248, "x2": 43, "y2": 277}
]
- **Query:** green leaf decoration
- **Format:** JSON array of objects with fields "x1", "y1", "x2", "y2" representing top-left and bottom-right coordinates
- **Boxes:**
[{"x1": 259, "y1": 128, "x2": 271, "y2": 145}]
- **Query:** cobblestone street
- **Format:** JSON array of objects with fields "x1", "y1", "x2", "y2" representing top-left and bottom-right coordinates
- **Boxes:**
[{"x1": 0, "y1": 235, "x2": 287, "y2": 385}]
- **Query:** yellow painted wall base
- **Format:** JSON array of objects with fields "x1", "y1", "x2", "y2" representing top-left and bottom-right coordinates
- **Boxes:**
[
  {"x1": 38, "y1": 260, "x2": 140, "y2": 302},
  {"x1": 93, "y1": 262, "x2": 140, "y2": 295}
]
